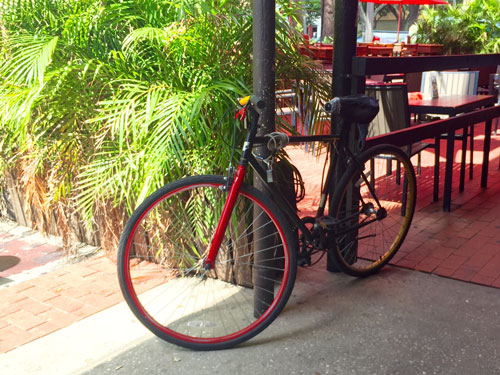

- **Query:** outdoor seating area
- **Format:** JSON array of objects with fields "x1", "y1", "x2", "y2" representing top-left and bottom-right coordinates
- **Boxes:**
[
  {"x1": 289, "y1": 52, "x2": 500, "y2": 212},
  {"x1": 299, "y1": 36, "x2": 444, "y2": 67},
  {"x1": 359, "y1": 42, "x2": 444, "y2": 56}
]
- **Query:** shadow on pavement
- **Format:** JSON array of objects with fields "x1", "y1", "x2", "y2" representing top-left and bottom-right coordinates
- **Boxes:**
[{"x1": 0, "y1": 255, "x2": 20, "y2": 272}]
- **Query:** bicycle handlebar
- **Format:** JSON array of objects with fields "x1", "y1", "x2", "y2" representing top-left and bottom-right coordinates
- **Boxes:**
[{"x1": 241, "y1": 93, "x2": 377, "y2": 126}]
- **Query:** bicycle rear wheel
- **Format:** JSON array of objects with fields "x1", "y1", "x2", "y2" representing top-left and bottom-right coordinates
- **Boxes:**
[
  {"x1": 330, "y1": 144, "x2": 417, "y2": 277},
  {"x1": 118, "y1": 175, "x2": 297, "y2": 350}
]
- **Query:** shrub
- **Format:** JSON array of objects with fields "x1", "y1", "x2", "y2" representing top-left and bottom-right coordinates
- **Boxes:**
[
  {"x1": 415, "y1": 0, "x2": 500, "y2": 54},
  {"x1": 0, "y1": 0, "x2": 329, "y2": 252}
]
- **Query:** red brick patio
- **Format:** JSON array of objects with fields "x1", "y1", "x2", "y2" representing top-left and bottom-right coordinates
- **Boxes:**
[
  {"x1": 0, "y1": 254, "x2": 120, "y2": 353},
  {"x1": 292, "y1": 121, "x2": 500, "y2": 287}
]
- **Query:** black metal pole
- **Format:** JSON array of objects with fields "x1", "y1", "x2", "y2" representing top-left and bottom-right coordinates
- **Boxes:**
[
  {"x1": 252, "y1": 0, "x2": 276, "y2": 317},
  {"x1": 331, "y1": 1, "x2": 359, "y2": 101},
  {"x1": 253, "y1": 1, "x2": 276, "y2": 132},
  {"x1": 327, "y1": 0, "x2": 359, "y2": 272}
]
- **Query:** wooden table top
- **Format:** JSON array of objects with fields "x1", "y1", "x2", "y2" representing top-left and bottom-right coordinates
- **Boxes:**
[{"x1": 408, "y1": 95, "x2": 496, "y2": 115}]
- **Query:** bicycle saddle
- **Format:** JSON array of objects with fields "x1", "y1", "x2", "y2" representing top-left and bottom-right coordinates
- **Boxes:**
[{"x1": 324, "y1": 95, "x2": 379, "y2": 124}]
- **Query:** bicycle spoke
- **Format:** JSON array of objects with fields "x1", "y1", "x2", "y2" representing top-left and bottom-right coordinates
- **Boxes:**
[
  {"x1": 332, "y1": 145, "x2": 416, "y2": 276},
  {"x1": 119, "y1": 177, "x2": 295, "y2": 349}
]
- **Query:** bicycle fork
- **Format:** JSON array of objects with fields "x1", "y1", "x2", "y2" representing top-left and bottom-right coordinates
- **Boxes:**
[
  {"x1": 203, "y1": 165, "x2": 246, "y2": 269},
  {"x1": 204, "y1": 98, "x2": 262, "y2": 270}
]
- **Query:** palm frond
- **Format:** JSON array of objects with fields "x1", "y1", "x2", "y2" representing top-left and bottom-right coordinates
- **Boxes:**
[{"x1": 1, "y1": 33, "x2": 59, "y2": 86}]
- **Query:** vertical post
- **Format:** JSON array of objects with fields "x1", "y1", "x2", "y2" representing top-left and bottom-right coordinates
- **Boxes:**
[
  {"x1": 252, "y1": 0, "x2": 276, "y2": 317},
  {"x1": 327, "y1": 0, "x2": 359, "y2": 272},
  {"x1": 331, "y1": 0, "x2": 358, "y2": 100},
  {"x1": 253, "y1": 0, "x2": 276, "y2": 132},
  {"x1": 331, "y1": 0, "x2": 359, "y2": 136}
]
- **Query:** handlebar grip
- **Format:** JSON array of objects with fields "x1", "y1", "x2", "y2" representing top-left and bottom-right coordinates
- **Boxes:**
[
  {"x1": 324, "y1": 97, "x2": 341, "y2": 114},
  {"x1": 238, "y1": 95, "x2": 266, "y2": 109}
]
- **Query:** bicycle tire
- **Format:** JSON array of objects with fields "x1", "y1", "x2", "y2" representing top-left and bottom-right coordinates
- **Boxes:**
[
  {"x1": 118, "y1": 175, "x2": 297, "y2": 350},
  {"x1": 330, "y1": 144, "x2": 417, "y2": 277}
]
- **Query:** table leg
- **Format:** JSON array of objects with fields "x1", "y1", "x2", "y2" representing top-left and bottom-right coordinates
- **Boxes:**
[
  {"x1": 459, "y1": 127, "x2": 467, "y2": 192},
  {"x1": 443, "y1": 131, "x2": 455, "y2": 212},
  {"x1": 481, "y1": 118, "x2": 492, "y2": 188},
  {"x1": 469, "y1": 125, "x2": 474, "y2": 180},
  {"x1": 433, "y1": 135, "x2": 440, "y2": 202}
]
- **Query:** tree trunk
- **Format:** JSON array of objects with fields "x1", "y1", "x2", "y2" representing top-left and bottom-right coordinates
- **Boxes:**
[
  {"x1": 321, "y1": 0, "x2": 335, "y2": 41},
  {"x1": 404, "y1": 5, "x2": 420, "y2": 32},
  {"x1": 359, "y1": 3, "x2": 375, "y2": 42}
]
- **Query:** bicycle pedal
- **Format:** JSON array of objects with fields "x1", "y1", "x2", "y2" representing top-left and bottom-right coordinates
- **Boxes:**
[{"x1": 315, "y1": 215, "x2": 339, "y2": 230}]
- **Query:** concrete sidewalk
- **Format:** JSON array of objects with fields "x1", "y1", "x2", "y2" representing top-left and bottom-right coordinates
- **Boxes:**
[{"x1": 2, "y1": 262, "x2": 500, "y2": 374}]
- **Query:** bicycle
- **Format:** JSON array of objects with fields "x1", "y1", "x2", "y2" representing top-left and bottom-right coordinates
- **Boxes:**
[{"x1": 117, "y1": 94, "x2": 417, "y2": 351}]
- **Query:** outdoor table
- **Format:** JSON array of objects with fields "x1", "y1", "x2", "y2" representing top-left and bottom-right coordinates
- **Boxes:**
[
  {"x1": 367, "y1": 46, "x2": 393, "y2": 56},
  {"x1": 417, "y1": 44, "x2": 444, "y2": 55},
  {"x1": 408, "y1": 94, "x2": 496, "y2": 211},
  {"x1": 356, "y1": 45, "x2": 369, "y2": 56}
]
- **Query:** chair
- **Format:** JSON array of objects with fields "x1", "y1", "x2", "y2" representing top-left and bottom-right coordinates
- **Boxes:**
[
  {"x1": 488, "y1": 72, "x2": 500, "y2": 170},
  {"x1": 404, "y1": 72, "x2": 422, "y2": 93},
  {"x1": 276, "y1": 83, "x2": 319, "y2": 153},
  {"x1": 401, "y1": 44, "x2": 418, "y2": 57},
  {"x1": 477, "y1": 66, "x2": 498, "y2": 94},
  {"x1": 356, "y1": 45, "x2": 369, "y2": 56},
  {"x1": 488, "y1": 73, "x2": 499, "y2": 136},
  {"x1": 420, "y1": 70, "x2": 480, "y2": 184},
  {"x1": 420, "y1": 71, "x2": 479, "y2": 100},
  {"x1": 365, "y1": 83, "x2": 433, "y2": 176}
]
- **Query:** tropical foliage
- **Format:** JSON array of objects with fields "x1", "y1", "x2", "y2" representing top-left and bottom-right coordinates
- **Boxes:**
[
  {"x1": 0, "y1": 0, "x2": 329, "y2": 252},
  {"x1": 415, "y1": 0, "x2": 500, "y2": 54}
]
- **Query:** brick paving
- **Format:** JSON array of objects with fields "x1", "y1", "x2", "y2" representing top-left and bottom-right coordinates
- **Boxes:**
[
  {"x1": 1, "y1": 121, "x2": 500, "y2": 354},
  {"x1": 0, "y1": 231, "x2": 63, "y2": 278},
  {"x1": 292, "y1": 122, "x2": 500, "y2": 289},
  {"x1": 0, "y1": 254, "x2": 120, "y2": 353}
]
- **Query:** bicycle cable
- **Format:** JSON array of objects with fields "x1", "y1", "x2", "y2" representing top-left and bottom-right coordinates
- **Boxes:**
[{"x1": 217, "y1": 107, "x2": 239, "y2": 169}]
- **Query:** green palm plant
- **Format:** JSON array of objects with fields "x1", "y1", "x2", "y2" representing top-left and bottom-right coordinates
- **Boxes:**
[
  {"x1": 415, "y1": 0, "x2": 500, "y2": 54},
  {"x1": 0, "y1": 0, "x2": 329, "y2": 252}
]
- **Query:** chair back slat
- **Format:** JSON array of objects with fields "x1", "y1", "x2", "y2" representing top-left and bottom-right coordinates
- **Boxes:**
[{"x1": 420, "y1": 71, "x2": 479, "y2": 99}]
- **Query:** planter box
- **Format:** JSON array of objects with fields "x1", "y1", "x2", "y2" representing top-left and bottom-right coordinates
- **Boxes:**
[
  {"x1": 3, "y1": 170, "x2": 28, "y2": 226},
  {"x1": 1, "y1": 168, "x2": 103, "y2": 250}
]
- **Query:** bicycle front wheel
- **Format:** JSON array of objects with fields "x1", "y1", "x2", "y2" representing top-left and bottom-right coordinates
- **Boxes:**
[
  {"x1": 118, "y1": 175, "x2": 297, "y2": 350},
  {"x1": 330, "y1": 144, "x2": 417, "y2": 277}
]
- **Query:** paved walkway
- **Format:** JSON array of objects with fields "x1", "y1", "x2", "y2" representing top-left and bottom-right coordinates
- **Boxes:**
[
  {"x1": 1, "y1": 125, "x2": 500, "y2": 355},
  {"x1": 0, "y1": 248, "x2": 120, "y2": 353}
]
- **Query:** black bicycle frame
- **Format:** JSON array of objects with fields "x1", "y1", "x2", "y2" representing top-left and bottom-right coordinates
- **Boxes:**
[
  {"x1": 239, "y1": 102, "x2": 385, "y2": 247},
  {"x1": 240, "y1": 105, "x2": 345, "y2": 244}
]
